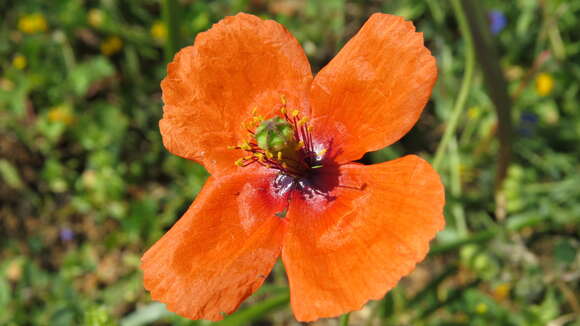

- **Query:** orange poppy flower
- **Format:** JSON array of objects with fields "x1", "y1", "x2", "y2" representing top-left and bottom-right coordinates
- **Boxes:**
[{"x1": 141, "y1": 13, "x2": 444, "y2": 322}]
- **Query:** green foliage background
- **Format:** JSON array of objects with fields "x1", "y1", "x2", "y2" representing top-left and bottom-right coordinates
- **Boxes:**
[{"x1": 1, "y1": 0, "x2": 579, "y2": 325}]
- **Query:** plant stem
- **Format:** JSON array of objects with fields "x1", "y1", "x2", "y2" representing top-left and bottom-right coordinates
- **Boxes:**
[
  {"x1": 214, "y1": 292, "x2": 290, "y2": 326},
  {"x1": 339, "y1": 313, "x2": 350, "y2": 326},
  {"x1": 449, "y1": 137, "x2": 468, "y2": 234},
  {"x1": 432, "y1": 0, "x2": 475, "y2": 170},
  {"x1": 162, "y1": 0, "x2": 181, "y2": 62},
  {"x1": 461, "y1": 0, "x2": 513, "y2": 193}
]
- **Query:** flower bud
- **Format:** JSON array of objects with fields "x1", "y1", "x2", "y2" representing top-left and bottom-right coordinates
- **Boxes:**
[{"x1": 255, "y1": 117, "x2": 294, "y2": 152}]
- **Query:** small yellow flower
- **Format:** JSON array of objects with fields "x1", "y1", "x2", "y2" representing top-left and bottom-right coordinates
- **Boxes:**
[
  {"x1": 492, "y1": 283, "x2": 511, "y2": 301},
  {"x1": 88, "y1": 8, "x2": 104, "y2": 28},
  {"x1": 467, "y1": 106, "x2": 481, "y2": 120},
  {"x1": 18, "y1": 13, "x2": 48, "y2": 34},
  {"x1": 475, "y1": 302, "x2": 488, "y2": 314},
  {"x1": 48, "y1": 105, "x2": 74, "y2": 125},
  {"x1": 100, "y1": 36, "x2": 123, "y2": 56},
  {"x1": 535, "y1": 73, "x2": 554, "y2": 96},
  {"x1": 12, "y1": 55, "x2": 27, "y2": 70},
  {"x1": 151, "y1": 21, "x2": 167, "y2": 43}
]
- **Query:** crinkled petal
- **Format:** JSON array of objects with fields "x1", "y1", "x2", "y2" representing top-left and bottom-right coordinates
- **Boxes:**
[
  {"x1": 141, "y1": 170, "x2": 287, "y2": 321},
  {"x1": 161, "y1": 13, "x2": 312, "y2": 175},
  {"x1": 309, "y1": 14, "x2": 437, "y2": 163},
  {"x1": 282, "y1": 155, "x2": 445, "y2": 321}
]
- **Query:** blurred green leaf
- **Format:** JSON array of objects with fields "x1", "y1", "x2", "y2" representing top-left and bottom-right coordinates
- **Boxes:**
[
  {"x1": 84, "y1": 306, "x2": 118, "y2": 326},
  {"x1": 121, "y1": 302, "x2": 172, "y2": 326},
  {"x1": 0, "y1": 275, "x2": 10, "y2": 309},
  {"x1": 0, "y1": 159, "x2": 24, "y2": 189},
  {"x1": 68, "y1": 57, "x2": 115, "y2": 97},
  {"x1": 554, "y1": 240, "x2": 576, "y2": 264},
  {"x1": 214, "y1": 292, "x2": 290, "y2": 326}
]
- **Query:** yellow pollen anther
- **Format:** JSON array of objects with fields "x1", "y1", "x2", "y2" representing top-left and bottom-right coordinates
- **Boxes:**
[
  {"x1": 265, "y1": 151, "x2": 273, "y2": 159},
  {"x1": 280, "y1": 95, "x2": 286, "y2": 105},
  {"x1": 298, "y1": 117, "x2": 309, "y2": 126},
  {"x1": 277, "y1": 152, "x2": 282, "y2": 160},
  {"x1": 318, "y1": 148, "x2": 327, "y2": 156},
  {"x1": 292, "y1": 110, "x2": 300, "y2": 118},
  {"x1": 280, "y1": 107, "x2": 287, "y2": 115},
  {"x1": 227, "y1": 145, "x2": 236, "y2": 150},
  {"x1": 251, "y1": 107, "x2": 257, "y2": 115},
  {"x1": 235, "y1": 158, "x2": 245, "y2": 167},
  {"x1": 307, "y1": 126, "x2": 313, "y2": 132},
  {"x1": 240, "y1": 142, "x2": 251, "y2": 150},
  {"x1": 254, "y1": 153, "x2": 265, "y2": 161},
  {"x1": 296, "y1": 141, "x2": 305, "y2": 150},
  {"x1": 253, "y1": 115, "x2": 263, "y2": 123}
]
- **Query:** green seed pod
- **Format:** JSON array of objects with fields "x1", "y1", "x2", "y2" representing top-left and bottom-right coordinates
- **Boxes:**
[{"x1": 255, "y1": 117, "x2": 295, "y2": 152}]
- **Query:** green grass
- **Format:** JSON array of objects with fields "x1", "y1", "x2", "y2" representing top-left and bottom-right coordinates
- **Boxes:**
[{"x1": 1, "y1": 0, "x2": 579, "y2": 325}]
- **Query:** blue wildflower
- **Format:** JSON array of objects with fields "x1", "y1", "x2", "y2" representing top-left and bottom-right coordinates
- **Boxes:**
[
  {"x1": 488, "y1": 10, "x2": 507, "y2": 35},
  {"x1": 59, "y1": 228, "x2": 74, "y2": 242},
  {"x1": 518, "y1": 112, "x2": 538, "y2": 137}
]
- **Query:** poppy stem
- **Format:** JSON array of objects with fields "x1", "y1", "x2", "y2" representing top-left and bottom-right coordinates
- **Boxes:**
[
  {"x1": 461, "y1": 0, "x2": 514, "y2": 220},
  {"x1": 449, "y1": 136, "x2": 468, "y2": 235},
  {"x1": 162, "y1": 0, "x2": 181, "y2": 62},
  {"x1": 432, "y1": 0, "x2": 475, "y2": 171},
  {"x1": 339, "y1": 312, "x2": 350, "y2": 326}
]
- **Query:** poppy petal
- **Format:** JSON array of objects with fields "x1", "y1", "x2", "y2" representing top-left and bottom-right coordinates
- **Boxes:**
[
  {"x1": 309, "y1": 14, "x2": 437, "y2": 163},
  {"x1": 141, "y1": 170, "x2": 287, "y2": 321},
  {"x1": 161, "y1": 13, "x2": 312, "y2": 176},
  {"x1": 282, "y1": 155, "x2": 445, "y2": 321}
]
